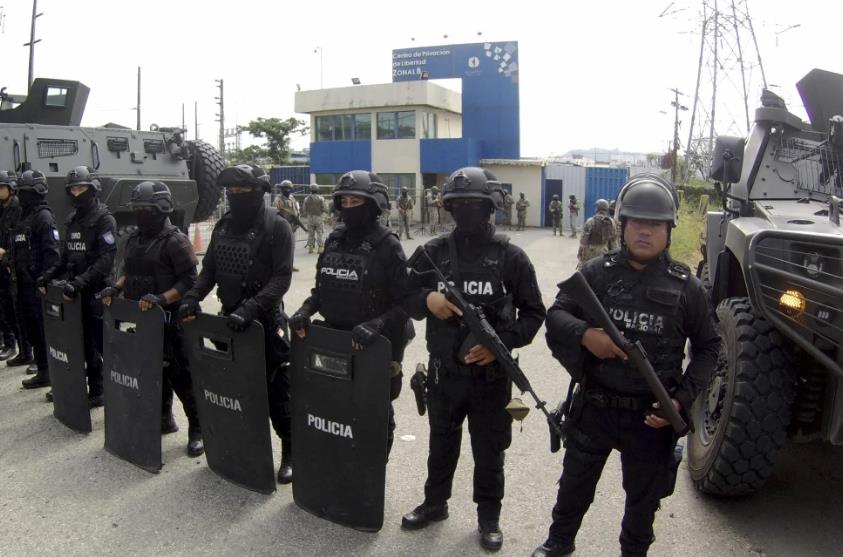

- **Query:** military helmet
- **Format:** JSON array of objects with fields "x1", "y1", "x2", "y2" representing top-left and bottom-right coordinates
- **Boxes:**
[
  {"x1": 569, "y1": 194, "x2": 576, "y2": 200},
  {"x1": 595, "y1": 198, "x2": 609, "y2": 212},
  {"x1": 552, "y1": 194, "x2": 560, "y2": 200},
  {"x1": 0, "y1": 170, "x2": 17, "y2": 191},
  {"x1": 333, "y1": 170, "x2": 390, "y2": 214},
  {"x1": 218, "y1": 163, "x2": 271, "y2": 191},
  {"x1": 309, "y1": 184, "x2": 319, "y2": 193},
  {"x1": 617, "y1": 174, "x2": 677, "y2": 226},
  {"x1": 18, "y1": 169, "x2": 49, "y2": 195},
  {"x1": 130, "y1": 180, "x2": 174, "y2": 214},
  {"x1": 279, "y1": 179, "x2": 294, "y2": 192},
  {"x1": 401, "y1": 187, "x2": 409, "y2": 195},
  {"x1": 431, "y1": 186, "x2": 439, "y2": 193},
  {"x1": 66, "y1": 165, "x2": 101, "y2": 191},
  {"x1": 442, "y1": 167, "x2": 504, "y2": 211}
]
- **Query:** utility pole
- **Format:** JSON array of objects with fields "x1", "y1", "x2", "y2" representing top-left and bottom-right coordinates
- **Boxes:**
[
  {"x1": 24, "y1": 0, "x2": 42, "y2": 91},
  {"x1": 215, "y1": 79, "x2": 225, "y2": 159},
  {"x1": 136, "y1": 66, "x2": 141, "y2": 131},
  {"x1": 669, "y1": 88, "x2": 688, "y2": 185},
  {"x1": 194, "y1": 101, "x2": 198, "y2": 140},
  {"x1": 181, "y1": 103, "x2": 185, "y2": 132}
]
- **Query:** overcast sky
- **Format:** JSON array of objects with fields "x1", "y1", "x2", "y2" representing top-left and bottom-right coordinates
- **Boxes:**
[{"x1": 1, "y1": 0, "x2": 839, "y2": 157}]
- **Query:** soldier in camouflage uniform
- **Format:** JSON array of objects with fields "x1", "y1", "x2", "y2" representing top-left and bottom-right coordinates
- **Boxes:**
[
  {"x1": 577, "y1": 198, "x2": 618, "y2": 269},
  {"x1": 302, "y1": 184, "x2": 327, "y2": 254},
  {"x1": 274, "y1": 180, "x2": 301, "y2": 271},
  {"x1": 548, "y1": 194, "x2": 563, "y2": 236},
  {"x1": 568, "y1": 194, "x2": 580, "y2": 238},
  {"x1": 503, "y1": 191, "x2": 514, "y2": 230},
  {"x1": 426, "y1": 186, "x2": 440, "y2": 234},
  {"x1": 515, "y1": 192, "x2": 530, "y2": 231},
  {"x1": 398, "y1": 188, "x2": 415, "y2": 240}
]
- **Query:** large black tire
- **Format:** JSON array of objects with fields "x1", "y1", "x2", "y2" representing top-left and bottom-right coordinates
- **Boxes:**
[
  {"x1": 187, "y1": 140, "x2": 224, "y2": 222},
  {"x1": 687, "y1": 297, "x2": 795, "y2": 496}
]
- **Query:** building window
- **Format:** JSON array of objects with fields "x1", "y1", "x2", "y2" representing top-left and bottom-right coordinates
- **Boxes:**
[
  {"x1": 315, "y1": 113, "x2": 371, "y2": 142},
  {"x1": 422, "y1": 112, "x2": 438, "y2": 139},
  {"x1": 379, "y1": 173, "x2": 417, "y2": 200},
  {"x1": 377, "y1": 111, "x2": 415, "y2": 140}
]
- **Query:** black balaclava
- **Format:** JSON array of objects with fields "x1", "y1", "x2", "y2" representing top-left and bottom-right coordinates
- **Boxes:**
[
  {"x1": 452, "y1": 201, "x2": 492, "y2": 237},
  {"x1": 136, "y1": 210, "x2": 168, "y2": 237},
  {"x1": 18, "y1": 190, "x2": 42, "y2": 211},
  {"x1": 228, "y1": 188, "x2": 265, "y2": 230},
  {"x1": 341, "y1": 200, "x2": 379, "y2": 233},
  {"x1": 71, "y1": 188, "x2": 97, "y2": 212}
]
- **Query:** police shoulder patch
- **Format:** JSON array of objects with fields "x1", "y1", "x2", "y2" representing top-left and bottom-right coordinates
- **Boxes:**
[
  {"x1": 102, "y1": 231, "x2": 116, "y2": 245},
  {"x1": 51, "y1": 227, "x2": 60, "y2": 241}
]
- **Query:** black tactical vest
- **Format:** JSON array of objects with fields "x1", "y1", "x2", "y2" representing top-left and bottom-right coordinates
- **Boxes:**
[
  {"x1": 123, "y1": 226, "x2": 179, "y2": 305},
  {"x1": 65, "y1": 203, "x2": 110, "y2": 279},
  {"x1": 589, "y1": 254, "x2": 690, "y2": 394},
  {"x1": 211, "y1": 209, "x2": 276, "y2": 313},
  {"x1": 317, "y1": 224, "x2": 394, "y2": 330},
  {"x1": 425, "y1": 233, "x2": 514, "y2": 369},
  {"x1": 12, "y1": 204, "x2": 52, "y2": 278}
]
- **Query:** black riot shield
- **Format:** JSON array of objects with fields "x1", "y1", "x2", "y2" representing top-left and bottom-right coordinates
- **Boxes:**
[
  {"x1": 42, "y1": 284, "x2": 90, "y2": 433},
  {"x1": 102, "y1": 298, "x2": 165, "y2": 473},
  {"x1": 183, "y1": 314, "x2": 275, "y2": 494},
  {"x1": 291, "y1": 324, "x2": 391, "y2": 532}
]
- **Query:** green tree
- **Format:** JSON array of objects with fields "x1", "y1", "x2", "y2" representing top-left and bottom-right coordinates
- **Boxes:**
[
  {"x1": 227, "y1": 144, "x2": 269, "y2": 165},
  {"x1": 240, "y1": 117, "x2": 309, "y2": 165}
]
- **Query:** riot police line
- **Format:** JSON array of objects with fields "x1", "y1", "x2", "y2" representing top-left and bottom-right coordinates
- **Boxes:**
[{"x1": 0, "y1": 164, "x2": 718, "y2": 556}]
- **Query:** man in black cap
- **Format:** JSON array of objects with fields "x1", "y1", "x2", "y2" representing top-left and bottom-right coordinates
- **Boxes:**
[
  {"x1": 290, "y1": 170, "x2": 413, "y2": 456},
  {"x1": 12, "y1": 170, "x2": 60, "y2": 385},
  {"x1": 38, "y1": 166, "x2": 116, "y2": 404},
  {"x1": 401, "y1": 167, "x2": 546, "y2": 552},
  {"x1": 99, "y1": 181, "x2": 204, "y2": 457},
  {"x1": 180, "y1": 163, "x2": 295, "y2": 483}
]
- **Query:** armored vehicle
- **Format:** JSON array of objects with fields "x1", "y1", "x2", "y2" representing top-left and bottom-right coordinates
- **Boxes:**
[
  {"x1": 0, "y1": 78, "x2": 223, "y2": 230},
  {"x1": 689, "y1": 69, "x2": 843, "y2": 496}
]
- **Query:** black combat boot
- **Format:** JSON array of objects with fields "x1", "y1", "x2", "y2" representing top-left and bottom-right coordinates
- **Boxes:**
[
  {"x1": 25, "y1": 363, "x2": 38, "y2": 374},
  {"x1": 22, "y1": 368, "x2": 50, "y2": 389},
  {"x1": 187, "y1": 426, "x2": 204, "y2": 457},
  {"x1": 45, "y1": 390, "x2": 53, "y2": 403},
  {"x1": 88, "y1": 391, "x2": 104, "y2": 408},
  {"x1": 401, "y1": 502, "x2": 449, "y2": 530},
  {"x1": 6, "y1": 350, "x2": 33, "y2": 367},
  {"x1": 479, "y1": 520, "x2": 504, "y2": 551},
  {"x1": 161, "y1": 413, "x2": 179, "y2": 434},
  {"x1": 0, "y1": 344, "x2": 16, "y2": 360},
  {"x1": 532, "y1": 539, "x2": 575, "y2": 557},
  {"x1": 277, "y1": 438, "x2": 293, "y2": 484}
]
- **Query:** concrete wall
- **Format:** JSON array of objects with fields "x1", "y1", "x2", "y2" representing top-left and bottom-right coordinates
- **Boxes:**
[
  {"x1": 295, "y1": 81, "x2": 461, "y2": 114},
  {"x1": 481, "y1": 163, "x2": 544, "y2": 227}
]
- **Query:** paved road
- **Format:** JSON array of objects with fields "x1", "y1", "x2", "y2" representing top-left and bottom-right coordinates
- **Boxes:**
[{"x1": 1, "y1": 228, "x2": 841, "y2": 556}]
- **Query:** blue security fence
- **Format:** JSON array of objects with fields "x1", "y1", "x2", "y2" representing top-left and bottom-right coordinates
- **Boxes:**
[{"x1": 583, "y1": 167, "x2": 629, "y2": 220}]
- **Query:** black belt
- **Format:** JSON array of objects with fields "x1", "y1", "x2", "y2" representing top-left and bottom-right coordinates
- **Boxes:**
[{"x1": 582, "y1": 387, "x2": 653, "y2": 411}]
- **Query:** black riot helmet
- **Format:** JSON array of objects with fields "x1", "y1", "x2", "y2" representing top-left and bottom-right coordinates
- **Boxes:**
[
  {"x1": 0, "y1": 170, "x2": 17, "y2": 192},
  {"x1": 617, "y1": 175, "x2": 677, "y2": 227},
  {"x1": 66, "y1": 165, "x2": 102, "y2": 191},
  {"x1": 441, "y1": 167, "x2": 504, "y2": 212},
  {"x1": 333, "y1": 170, "x2": 390, "y2": 214},
  {"x1": 18, "y1": 169, "x2": 49, "y2": 195},
  {"x1": 130, "y1": 180, "x2": 174, "y2": 214},
  {"x1": 217, "y1": 163, "x2": 271, "y2": 192}
]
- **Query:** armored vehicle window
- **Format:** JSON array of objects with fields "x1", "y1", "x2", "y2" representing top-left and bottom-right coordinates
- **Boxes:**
[
  {"x1": 44, "y1": 87, "x2": 68, "y2": 108},
  {"x1": 37, "y1": 139, "x2": 78, "y2": 158}
]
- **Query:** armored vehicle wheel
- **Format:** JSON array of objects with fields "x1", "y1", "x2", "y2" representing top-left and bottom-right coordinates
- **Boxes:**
[
  {"x1": 188, "y1": 140, "x2": 224, "y2": 222},
  {"x1": 687, "y1": 297, "x2": 795, "y2": 496}
]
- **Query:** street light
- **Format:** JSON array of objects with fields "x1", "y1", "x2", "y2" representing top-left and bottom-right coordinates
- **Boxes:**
[{"x1": 314, "y1": 46, "x2": 324, "y2": 88}]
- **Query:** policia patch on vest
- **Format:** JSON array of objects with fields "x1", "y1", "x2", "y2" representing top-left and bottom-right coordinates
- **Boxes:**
[{"x1": 102, "y1": 231, "x2": 116, "y2": 245}]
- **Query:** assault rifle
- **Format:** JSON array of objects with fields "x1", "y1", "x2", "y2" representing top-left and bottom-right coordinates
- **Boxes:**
[
  {"x1": 558, "y1": 271, "x2": 689, "y2": 435},
  {"x1": 408, "y1": 246, "x2": 563, "y2": 451}
]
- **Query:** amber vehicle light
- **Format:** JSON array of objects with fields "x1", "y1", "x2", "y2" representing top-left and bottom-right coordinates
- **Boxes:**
[{"x1": 779, "y1": 290, "x2": 806, "y2": 316}]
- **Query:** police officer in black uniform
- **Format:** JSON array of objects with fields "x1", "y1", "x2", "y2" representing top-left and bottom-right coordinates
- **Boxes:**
[
  {"x1": 533, "y1": 177, "x2": 720, "y2": 557},
  {"x1": 401, "y1": 167, "x2": 546, "y2": 552},
  {"x1": 179, "y1": 163, "x2": 295, "y2": 483},
  {"x1": 99, "y1": 181, "x2": 204, "y2": 457},
  {"x1": 290, "y1": 170, "x2": 413, "y2": 456},
  {"x1": 0, "y1": 170, "x2": 23, "y2": 361},
  {"x1": 13, "y1": 170, "x2": 60, "y2": 386},
  {"x1": 39, "y1": 166, "x2": 117, "y2": 405}
]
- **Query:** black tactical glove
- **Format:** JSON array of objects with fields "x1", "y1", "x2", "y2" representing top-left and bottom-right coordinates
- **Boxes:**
[
  {"x1": 351, "y1": 318, "x2": 384, "y2": 347},
  {"x1": 63, "y1": 280, "x2": 82, "y2": 299},
  {"x1": 95, "y1": 285, "x2": 122, "y2": 301},
  {"x1": 226, "y1": 305, "x2": 253, "y2": 332},
  {"x1": 289, "y1": 312, "x2": 311, "y2": 334},
  {"x1": 140, "y1": 293, "x2": 164, "y2": 307},
  {"x1": 35, "y1": 275, "x2": 49, "y2": 289},
  {"x1": 178, "y1": 297, "x2": 201, "y2": 321}
]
